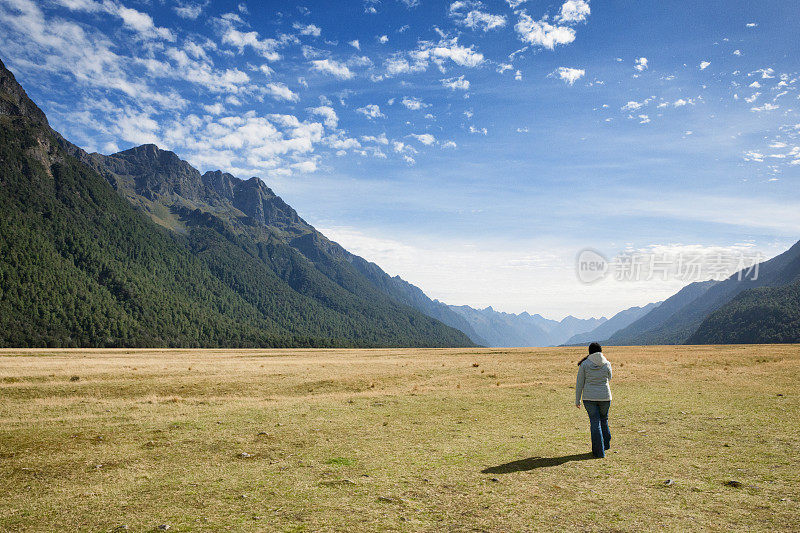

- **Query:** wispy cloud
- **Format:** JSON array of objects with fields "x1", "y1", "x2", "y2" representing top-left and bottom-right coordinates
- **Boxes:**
[{"x1": 553, "y1": 66, "x2": 585, "y2": 85}]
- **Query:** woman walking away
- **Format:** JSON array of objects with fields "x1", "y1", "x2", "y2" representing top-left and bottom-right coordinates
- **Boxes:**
[{"x1": 575, "y1": 342, "x2": 612, "y2": 458}]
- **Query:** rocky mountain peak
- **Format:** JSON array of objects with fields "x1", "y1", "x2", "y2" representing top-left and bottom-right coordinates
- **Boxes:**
[
  {"x1": 201, "y1": 170, "x2": 237, "y2": 200},
  {"x1": 103, "y1": 143, "x2": 204, "y2": 202},
  {"x1": 0, "y1": 57, "x2": 49, "y2": 126}
]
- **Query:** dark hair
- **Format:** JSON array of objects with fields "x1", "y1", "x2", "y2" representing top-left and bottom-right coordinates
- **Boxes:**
[{"x1": 578, "y1": 342, "x2": 602, "y2": 366}]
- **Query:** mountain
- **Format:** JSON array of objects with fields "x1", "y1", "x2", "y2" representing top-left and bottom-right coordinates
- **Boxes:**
[
  {"x1": 604, "y1": 239, "x2": 800, "y2": 345},
  {"x1": 687, "y1": 280, "x2": 800, "y2": 344},
  {"x1": 447, "y1": 305, "x2": 605, "y2": 347},
  {"x1": 603, "y1": 280, "x2": 718, "y2": 345},
  {"x1": 90, "y1": 144, "x2": 488, "y2": 345},
  {"x1": 547, "y1": 314, "x2": 608, "y2": 343},
  {"x1": 342, "y1": 263, "x2": 489, "y2": 346},
  {"x1": 563, "y1": 301, "x2": 662, "y2": 345},
  {"x1": 0, "y1": 57, "x2": 474, "y2": 348}
]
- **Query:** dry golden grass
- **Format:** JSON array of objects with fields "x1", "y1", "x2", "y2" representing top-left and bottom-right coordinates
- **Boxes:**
[{"x1": 1, "y1": 345, "x2": 798, "y2": 532}]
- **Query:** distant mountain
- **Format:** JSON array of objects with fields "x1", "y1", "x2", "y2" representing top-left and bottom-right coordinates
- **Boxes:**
[
  {"x1": 603, "y1": 239, "x2": 800, "y2": 345},
  {"x1": 603, "y1": 280, "x2": 719, "y2": 345},
  {"x1": 344, "y1": 263, "x2": 489, "y2": 346},
  {"x1": 687, "y1": 280, "x2": 800, "y2": 344},
  {"x1": 563, "y1": 301, "x2": 662, "y2": 345},
  {"x1": 448, "y1": 305, "x2": 605, "y2": 347},
  {"x1": 549, "y1": 314, "x2": 608, "y2": 343},
  {"x1": 0, "y1": 57, "x2": 474, "y2": 348}
]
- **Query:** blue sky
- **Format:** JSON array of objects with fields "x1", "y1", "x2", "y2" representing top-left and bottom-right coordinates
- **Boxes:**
[{"x1": 1, "y1": 0, "x2": 798, "y2": 318}]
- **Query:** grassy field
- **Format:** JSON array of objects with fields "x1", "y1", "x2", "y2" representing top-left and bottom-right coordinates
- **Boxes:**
[{"x1": 0, "y1": 345, "x2": 798, "y2": 532}]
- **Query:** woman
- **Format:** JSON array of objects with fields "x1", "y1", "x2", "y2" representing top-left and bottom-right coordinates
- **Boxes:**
[{"x1": 575, "y1": 342, "x2": 612, "y2": 458}]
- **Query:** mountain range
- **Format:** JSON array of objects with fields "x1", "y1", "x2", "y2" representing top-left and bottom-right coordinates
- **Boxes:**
[
  {"x1": 1, "y1": 56, "x2": 798, "y2": 348},
  {"x1": 602, "y1": 240, "x2": 800, "y2": 345},
  {"x1": 562, "y1": 302, "x2": 662, "y2": 345},
  {"x1": 447, "y1": 306, "x2": 605, "y2": 347},
  {"x1": 0, "y1": 57, "x2": 475, "y2": 348}
]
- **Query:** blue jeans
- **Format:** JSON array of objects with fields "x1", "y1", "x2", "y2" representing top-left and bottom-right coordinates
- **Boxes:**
[{"x1": 583, "y1": 400, "x2": 611, "y2": 458}]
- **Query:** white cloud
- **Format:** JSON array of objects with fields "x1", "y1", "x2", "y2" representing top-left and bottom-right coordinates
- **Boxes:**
[
  {"x1": 291, "y1": 160, "x2": 318, "y2": 173},
  {"x1": 442, "y1": 140, "x2": 457, "y2": 149},
  {"x1": 293, "y1": 23, "x2": 321, "y2": 37},
  {"x1": 410, "y1": 133, "x2": 436, "y2": 145},
  {"x1": 265, "y1": 82, "x2": 299, "y2": 102},
  {"x1": 469, "y1": 125, "x2": 488, "y2": 135},
  {"x1": 102, "y1": 141, "x2": 120, "y2": 153},
  {"x1": 308, "y1": 106, "x2": 338, "y2": 128},
  {"x1": 349, "y1": 39, "x2": 360, "y2": 49},
  {"x1": 515, "y1": 12, "x2": 576, "y2": 49},
  {"x1": 441, "y1": 75, "x2": 470, "y2": 90},
  {"x1": 751, "y1": 103, "x2": 779, "y2": 112},
  {"x1": 634, "y1": 57, "x2": 648, "y2": 71},
  {"x1": 324, "y1": 134, "x2": 360, "y2": 151},
  {"x1": 56, "y1": 0, "x2": 176, "y2": 41},
  {"x1": 310, "y1": 59, "x2": 354, "y2": 79},
  {"x1": 221, "y1": 27, "x2": 282, "y2": 61},
  {"x1": 553, "y1": 66, "x2": 585, "y2": 85},
  {"x1": 157, "y1": 49, "x2": 252, "y2": 93},
  {"x1": 392, "y1": 140, "x2": 417, "y2": 155},
  {"x1": 379, "y1": 34, "x2": 389, "y2": 44},
  {"x1": 0, "y1": 1, "x2": 210, "y2": 108},
  {"x1": 621, "y1": 100, "x2": 643, "y2": 111},
  {"x1": 401, "y1": 96, "x2": 429, "y2": 110},
  {"x1": 356, "y1": 104, "x2": 385, "y2": 119},
  {"x1": 451, "y1": 5, "x2": 508, "y2": 32},
  {"x1": 384, "y1": 57, "x2": 423, "y2": 76},
  {"x1": 699, "y1": 61, "x2": 711, "y2": 70},
  {"x1": 431, "y1": 39, "x2": 484, "y2": 67},
  {"x1": 174, "y1": 2, "x2": 205, "y2": 20},
  {"x1": 170, "y1": 112, "x2": 326, "y2": 177},
  {"x1": 638, "y1": 114, "x2": 650, "y2": 124},
  {"x1": 557, "y1": 0, "x2": 590, "y2": 23},
  {"x1": 114, "y1": 4, "x2": 176, "y2": 41},
  {"x1": 383, "y1": 37, "x2": 483, "y2": 76},
  {"x1": 361, "y1": 133, "x2": 389, "y2": 145},
  {"x1": 746, "y1": 22, "x2": 757, "y2": 28},
  {"x1": 753, "y1": 67, "x2": 775, "y2": 79},
  {"x1": 514, "y1": 70, "x2": 522, "y2": 81},
  {"x1": 203, "y1": 102, "x2": 225, "y2": 115},
  {"x1": 733, "y1": 49, "x2": 742, "y2": 56}
]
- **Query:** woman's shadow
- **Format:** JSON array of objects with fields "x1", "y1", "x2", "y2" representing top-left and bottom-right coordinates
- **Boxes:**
[{"x1": 482, "y1": 453, "x2": 595, "y2": 474}]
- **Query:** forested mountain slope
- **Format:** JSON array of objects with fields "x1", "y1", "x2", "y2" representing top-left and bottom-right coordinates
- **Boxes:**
[{"x1": 0, "y1": 57, "x2": 474, "y2": 348}]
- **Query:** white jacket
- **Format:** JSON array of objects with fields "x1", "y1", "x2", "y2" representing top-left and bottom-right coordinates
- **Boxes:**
[{"x1": 576, "y1": 351, "x2": 612, "y2": 403}]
